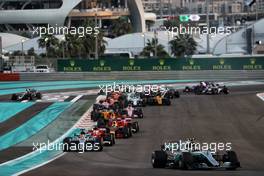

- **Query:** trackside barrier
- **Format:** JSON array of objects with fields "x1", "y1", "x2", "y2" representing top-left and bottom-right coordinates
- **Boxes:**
[
  {"x1": 57, "y1": 56, "x2": 264, "y2": 72},
  {"x1": 20, "y1": 70, "x2": 264, "y2": 81},
  {"x1": 0, "y1": 73, "x2": 20, "y2": 81}
]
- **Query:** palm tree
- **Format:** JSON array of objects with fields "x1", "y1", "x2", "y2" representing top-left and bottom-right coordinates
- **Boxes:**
[
  {"x1": 97, "y1": 0, "x2": 111, "y2": 8},
  {"x1": 38, "y1": 34, "x2": 59, "y2": 57},
  {"x1": 27, "y1": 47, "x2": 36, "y2": 56},
  {"x1": 82, "y1": 19, "x2": 107, "y2": 58},
  {"x1": 140, "y1": 38, "x2": 169, "y2": 58},
  {"x1": 64, "y1": 19, "x2": 107, "y2": 58},
  {"x1": 37, "y1": 20, "x2": 107, "y2": 59},
  {"x1": 110, "y1": 17, "x2": 132, "y2": 38},
  {"x1": 169, "y1": 34, "x2": 197, "y2": 57},
  {"x1": 65, "y1": 34, "x2": 84, "y2": 58}
]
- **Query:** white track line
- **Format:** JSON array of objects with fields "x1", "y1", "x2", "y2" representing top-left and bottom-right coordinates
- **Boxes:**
[
  {"x1": 257, "y1": 93, "x2": 264, "y2": 101},
  {"x1": 71, "y1": 95, "x2": 83, "y2": 103},
  {"x1": 13, "y1": 153, "x2": 66, "y2": 176},
  {"x1": 45, "y1": 89, "x2": 99, "y2": 97}
]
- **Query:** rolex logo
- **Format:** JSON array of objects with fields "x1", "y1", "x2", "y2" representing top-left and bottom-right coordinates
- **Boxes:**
[
  {"x1": 70, "y1": 60, "x2": 75, "y2": 67},
  {"x1": 250, "y1": 58, "x2": 256, "y2": 65},
  {"x1": 159, "y1": 59, "x2": 165, "y2": 66},
  {"x1": 189, "y1": 59, "x2": 194, "y2": 65},
  {"x1": 100, "y1": 60, "x2": 105, "y2": 67},
  {"x1": 129, "y1": 60, "x2": 134, "y2": 66},
  {"x1": 220, "y1": 59, "x2": 225, "y2": 65}
]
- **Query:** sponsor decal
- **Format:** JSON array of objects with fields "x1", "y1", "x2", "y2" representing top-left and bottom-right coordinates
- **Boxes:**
[
  {"x1": 213, "y1": 59, "x2": 232, "y2": 70},
  {"x1": 93, "y1": 60, "x2": 111, "y2": 71},
  {"x1": 64, "y1": 60, "x2": 82, "y2": 72},
  {"x1": 243, "y1": 58, "x2": 262, "y2": 70},
  {"x1": 182, "y1": 59, "x2": 201, "y2": 70},
  {"x1": 123, "y1": 60, "x2": 141, "y2": 71},
  {"x1": 152, "y1": 59, "x2": 171, "y2": 71}
]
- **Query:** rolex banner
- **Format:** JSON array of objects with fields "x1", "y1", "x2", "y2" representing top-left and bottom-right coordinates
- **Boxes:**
[{"x1": 57, "y1": 57, "x2": 264, "y2": 72}]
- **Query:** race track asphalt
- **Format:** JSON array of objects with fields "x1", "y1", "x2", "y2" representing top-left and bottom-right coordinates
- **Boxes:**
[{"x1": 23, "y1": 85, "x2": 264, "y2": 176}]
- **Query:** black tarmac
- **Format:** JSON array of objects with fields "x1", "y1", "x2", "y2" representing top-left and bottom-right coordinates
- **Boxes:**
[{"x1": 22, "y1": 85, "x2": 264, "y2": 176}]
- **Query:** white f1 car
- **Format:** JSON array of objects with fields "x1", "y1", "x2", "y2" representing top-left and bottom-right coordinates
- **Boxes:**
[
  {"x1": 126, "y1": 93, "x2": 146, "y2": 107},
  {"x1": 152, "y1": 139, "x2": 240, "y2": 170}
]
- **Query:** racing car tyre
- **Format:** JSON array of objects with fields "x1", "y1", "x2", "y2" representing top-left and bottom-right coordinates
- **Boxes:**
[
  {"x1": 123, "y1": 127, "x2": 131, "y2": 138},
  {"x1": 179, "y1": 152, "x2": 194, "y2": 170},
  {"x1": 163, "y1": 99, "x2": 171, "y2": 106},
  {"x1": 135, "y1": 122, "x2": 140, "y2": 132},
  {"x1": 194, "y1": 87, "x2": 203, "y2": 95},
  {"x1": 36, "y1": 92, "x2": 42, "y2": 99},
  {"x1": 28, "y1": 94, "x2": 33, "y2": 101},
  {"x1": 128, "y1": 126, "x2": 132, "y2": 137},
  {"x1": 11, "y1": 94, "x2": 18, "y2": 101},
  {"x1": 62, "y1": 137, "x2": 72, "y2": 152},
  {"x1": 152, "y1": 151, "x2": 167, "y2": 168},
  {"x1": 174, "y1": 91, "x2": 180, "y2": 98},
  {"x1": 142, "y1": 100, "x2": 147, "y2": 107},
  {"x1": 137, "y1": 109, "x2": 143, "y2": 118},
  {"x1": 131, "y1": 122, "x2": 139, "y2": 133},
  {"x1": 94, "y1": 138, "x2": 104, "y2": 152},
  {"x1": 108, "y1": 134, "x2": 115, "y2": 146},
  {"x1": 97, "y1": 143, "x2": 103, "y2": 152},
  {"x1": 224, "y1": 151, "x2": 240, "y2": 170},
  {"x1": 212, "y1": 88, "x2": 218, "y2": 95},
  {"x1": 222, "y1": 87, "x2": 229, "y2": 95},
  {"x1": 183, "y1": 86, "x2": 191, "y2": 93},
  {"x1": 111, "y1": 134, "x2": 115, "y2": 145}
]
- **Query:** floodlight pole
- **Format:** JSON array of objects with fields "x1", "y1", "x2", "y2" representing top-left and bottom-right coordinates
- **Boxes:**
[
  {"x1": 142, "y1": 33, "x2": 146, "y2": 48},
  {"x1": 62, "y1": 37, "x2": 65, "y2": 59},
  {"x1": 0, "y1": 36, "x2": 2, "y2": 72},
  {"x1": 95, "y1": 7, "x2": 99, "y2": 60},
  {"x1": 154, "y1": 30, "x2": 158, "y2": 58},
  {"x1": 45, "y1": 38, "x2": 48, "y2": 57},
  {"x1": 21, "y1": 39, "x2": 25, "y2": 56},
  {"x1": 255, "y1": 0, "x2": 258, "y2": 21},
  {"x1": 206, "y1": 0, "x2": 210, "y2": 54}
]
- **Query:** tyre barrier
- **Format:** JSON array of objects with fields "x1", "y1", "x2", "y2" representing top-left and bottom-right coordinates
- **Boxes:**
[{"x1": 0, "y1": 73, "x2": 20, "y2": 81}]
